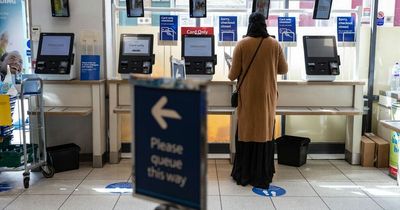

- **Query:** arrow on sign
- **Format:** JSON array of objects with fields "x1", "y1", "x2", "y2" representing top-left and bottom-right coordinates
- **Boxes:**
[{"x1": 151, "y1": 96, "x2": 182, "y2": 130}]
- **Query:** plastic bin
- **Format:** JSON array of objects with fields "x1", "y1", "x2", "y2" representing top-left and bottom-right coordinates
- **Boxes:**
[
  {"x1": 47, "y1": 143, "x2": 80, "y2": 173},
  {"x1": 276, "y1": 135, "x2": 311, "y2": 167}
]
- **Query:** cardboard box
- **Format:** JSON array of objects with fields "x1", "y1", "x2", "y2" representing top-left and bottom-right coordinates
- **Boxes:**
[
  {"x1": 361, "y1": 136, "x2": 375, "y2": 167},
  {"x1": 365, "y1": 133, "x2": 390, "y2": 168}
]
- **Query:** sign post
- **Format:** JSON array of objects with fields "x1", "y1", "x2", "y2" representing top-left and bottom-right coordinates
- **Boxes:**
[
  {"x1": 337, "y1": 16, "x2": 356, "y2": 42},
  {"x1": 219, "y1": 16, "x2": 237, "y2": 42},
  {"x1": 131, "y1": 77, "x2": 207, "y2": 210}
]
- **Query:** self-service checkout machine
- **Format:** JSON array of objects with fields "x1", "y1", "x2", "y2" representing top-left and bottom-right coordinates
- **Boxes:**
[
  {"x1": 35, "y1": 33, "x2": 76, "y2": 80},
  {"x1": 303, "y1": 36, "x2": 341, "y2": 81},
  {"x1": 118, "y1": 34, "x2": 155, "y2": 79},
  {"x1": 181, "y1": 34, "x2": 217, "y2": 80}
]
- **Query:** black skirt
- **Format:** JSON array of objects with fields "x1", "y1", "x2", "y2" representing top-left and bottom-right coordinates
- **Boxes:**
[{"x1": 231, "y1": 128, "x2": 275, "y2": 189}]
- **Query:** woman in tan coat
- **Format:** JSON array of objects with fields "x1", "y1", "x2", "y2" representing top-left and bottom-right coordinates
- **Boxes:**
[{"x1": 229, "y1": 12, "x2": 288, "y2": 189}]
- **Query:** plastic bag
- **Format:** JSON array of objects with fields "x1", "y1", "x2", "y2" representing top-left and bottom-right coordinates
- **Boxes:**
[{"x1": 0, "y1": 65, "x2": 18, "y2": 96}]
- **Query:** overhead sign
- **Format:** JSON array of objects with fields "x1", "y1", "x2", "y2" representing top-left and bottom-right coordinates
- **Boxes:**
[
  {"x1": 181, "y1": 27, "x2": 214, "y2": 35},
  {"x1": 133, "y1": 79, "x2": 207, "y2": 210},
  {"x1": 337, "y1": 16, "x2": 355, "y2": 42},
  {"x1": 278, "y1": 17, "x2": 296, "y2": 42},
  {"x1": 160, "y1": 15, "x2": 178, "y2": 41},
  {"x1": 219, "y1": 16, "x2": 237, "y2": 42}
]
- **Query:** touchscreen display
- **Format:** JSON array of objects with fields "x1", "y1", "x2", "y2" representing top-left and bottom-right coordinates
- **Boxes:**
[
  {"x1": 306, "y1": 38, "x2": 335, "y2": 58},
  {"x1": 184, "y1": 37, "x2": 212, "y2": 57},
  {"x1": 40, "y1": 35, "x2": 71, "y2": 56},
  {"x1": 123, "y1": 37, "x2": 150, "y2": 55}
]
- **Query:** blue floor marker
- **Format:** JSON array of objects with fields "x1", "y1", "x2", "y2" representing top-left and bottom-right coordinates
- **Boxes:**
[
  {"x1": 105, "y1": 182, "x2": 133, "y2": 194},
  {"x1": 0, "y1": 182, "x2": 12, "y2": 193},
  {"x1": 252, "y1": 185, "x2": 286, "y2": 197}
]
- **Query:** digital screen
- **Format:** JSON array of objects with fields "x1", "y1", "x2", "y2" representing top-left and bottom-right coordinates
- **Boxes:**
[
  {"x1": 51, "y1": 0, "x2": 70, "y2": 17},
  {"x1": 190, "y1": 0, "x2": 207, "y2": 18},
  {"x1": 123, "y1": 37, "x2": 150, "y2": 55},
  {"x1": 252, "y1": 0, "x2": 271, "y2": 19},
  {"x1": 306, "y1": 38, "x2": 335, "y2": 58},
  {"x1": 40, "y1": 36, "x2": 71, "y2": 56},
  {"x1": 127, "y1": 0, "x2": 144, "y2": 17},
  {"x1": 184, "y1": 37, "x2": 212, "y2": 57},
  {"x1": 313, "y1": 0, "x2": 333, "y2": 19}
]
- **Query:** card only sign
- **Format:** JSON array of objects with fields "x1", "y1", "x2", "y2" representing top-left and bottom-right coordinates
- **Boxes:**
[{"x1": 132, "y1": 78, "x2": 207, "y2": 210}]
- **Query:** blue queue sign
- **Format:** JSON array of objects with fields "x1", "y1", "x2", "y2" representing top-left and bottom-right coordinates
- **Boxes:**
[{"x1": 132, "y1": 78, "x2": 207, "y2": 210}]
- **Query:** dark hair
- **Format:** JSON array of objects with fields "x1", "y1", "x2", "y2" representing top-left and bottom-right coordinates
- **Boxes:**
[{"x1": 246, "y1": 12, "x2": 270, "y2": 38}]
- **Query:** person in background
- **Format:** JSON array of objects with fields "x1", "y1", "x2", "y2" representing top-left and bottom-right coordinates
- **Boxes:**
[
  {"x1": 0, "y1": 51, "x2": 23, "y2": 82},
  {"x1": 228, "y1": 12, "x2": 288, "y2": 189},
  {"x1": 0, "y1": 32, "x2": 9, "y2": 59}
]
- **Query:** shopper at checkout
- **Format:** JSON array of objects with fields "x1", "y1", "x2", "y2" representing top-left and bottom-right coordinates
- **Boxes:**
[{"x1": 228, "y1": 12, "x2": 288, "y2": 189}]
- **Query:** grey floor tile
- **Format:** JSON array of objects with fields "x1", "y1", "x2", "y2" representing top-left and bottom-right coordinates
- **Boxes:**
[
  {"x1": 310, "y1": 181, "x2": 368, "y2": 197},
  {"x1": 60, "y1": 195, "x2": 119, "y2": 210},
  {"x1": 373, "y1": 197, "x2": 400, "y2": 210},
  {"x1": 273, "y1": 168, "x2": 306, "y2": 181},
  {"x1": 271, "y1": 181, "x2": 318, "y2": 197},
  {"x1": 52, "y1": 165, "x2": 92, "y2": 180},
  {"x1": 208, "y1": 195, "x2": 221, "y2": 210},
  {"x1": 221, "y1": 195, "x2": 274, "y2": 210},
  {"x1": 218, "y1": 180, "x2": 254, "y2": 196},
  {"x1": 5, "y1": 194, "x2": 69, "y2": 210},
  {"x1": 355, "y1": 181, "x2": 400, "y2": 197},
  {"x1": 23, "y1": 179, "x2": 81, "y2": 195},
  {"x1": 208, "y1": 180, "x2": 220, "y2": 196},
  {"x1": 300, "y1": 169, "x2": 350, "y2": 181},
  {"x1": 0, "y1": 195, "x2": 17, "y2": 209},
  {"x1": 86, "y1": 166, "x2": 131, "y2": 180},
  {"x1": 114, "y1": 196, "x2": 158, "y2": 210},
  {"x1": 272, "y1": 197, "x2": 329, "y2": 210},
  {"x1": 73, "y1": 179, "x2": 129, "y2": 195},
  {"x1": 342, "y1": 170, "x2": 395, "y2": 182},
  {"x1": 322, "y1": 197, "x2": 383, "y2": 210}
]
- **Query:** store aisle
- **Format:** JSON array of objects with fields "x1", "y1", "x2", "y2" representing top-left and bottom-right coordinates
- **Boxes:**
[{"x1": 1, "y1": 159, "x2": 399, "y2": 210}]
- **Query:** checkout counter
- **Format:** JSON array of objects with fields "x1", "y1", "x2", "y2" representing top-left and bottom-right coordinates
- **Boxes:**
[
  {"x1": 31, "y1": 33, "x2": 106, "y2": 167},
  {"x1": 108, "y1": 34, "x2": 364, "y2": 164}
]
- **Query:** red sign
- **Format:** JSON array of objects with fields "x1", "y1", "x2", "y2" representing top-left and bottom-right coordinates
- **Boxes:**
[
  {"x1": 352, "y1": 0, "x2": 363, "y2": 9},
  {"x1": 181, "y1": 27, "x2": 214, "y2": 35},
  {"x1": 395, "y1": 0, "x2": 400, "y2": 26}
]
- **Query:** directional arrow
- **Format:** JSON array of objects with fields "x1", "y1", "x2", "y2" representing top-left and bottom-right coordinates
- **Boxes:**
[{"x1": 151, "y1": 96, "x2": 182, "y2": 130}]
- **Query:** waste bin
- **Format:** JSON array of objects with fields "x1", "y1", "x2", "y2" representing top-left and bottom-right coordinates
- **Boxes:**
[
  {"x1": 276, "y1": 135, "x2": 311, "y2": 167},
  {"x1": 47, "y1": 143, "x2": 80, "y2": 173}
]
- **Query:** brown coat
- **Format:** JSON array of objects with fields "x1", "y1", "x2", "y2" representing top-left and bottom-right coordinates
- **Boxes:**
[{"x1": 229, "y1": 37, "x2": 288, "y2": 142}]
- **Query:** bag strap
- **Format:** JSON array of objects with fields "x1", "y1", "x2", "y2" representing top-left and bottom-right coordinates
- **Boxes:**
[{"x1": 236, "y1": 38, "x2": 264, "y2": 92}]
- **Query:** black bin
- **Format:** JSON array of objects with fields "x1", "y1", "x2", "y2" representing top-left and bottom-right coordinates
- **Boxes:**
[
  {"x1": 47, "y1": 143, "x2": 80, "y2": 173},
  {"x1": 276, "y1": 135, "x2": 310, "y2": 167}
]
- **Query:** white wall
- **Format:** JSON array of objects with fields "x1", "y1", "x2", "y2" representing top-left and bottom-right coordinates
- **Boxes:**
[
  {"x1": 30, "y1": 0, "x2": 106, "y2": 79},
  {"x1": 30, "y1": 0, "x2": 106, "y2": 153}
]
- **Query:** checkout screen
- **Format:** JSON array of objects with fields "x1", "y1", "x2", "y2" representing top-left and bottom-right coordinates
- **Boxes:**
[
  {"x1": 184, "y1": 37, "x2": 212, "y2": 57},
  {"x1": 306, "y1": 38, "x2": 335, "y2": 58},
  {"x1": 123, "y1": 37, "x2": 150, "y2": 55},
  {"x1": 40, "y1": 36, "x2": 71, "y2": 56}
]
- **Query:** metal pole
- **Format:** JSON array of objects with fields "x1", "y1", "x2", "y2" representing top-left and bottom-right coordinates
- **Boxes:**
[
  {"x1": 281, "y1": 0, "x2": 289, "y2": 136},
  {"x1": 366, "y1": 0, "x2": 379, "y2": 132}
]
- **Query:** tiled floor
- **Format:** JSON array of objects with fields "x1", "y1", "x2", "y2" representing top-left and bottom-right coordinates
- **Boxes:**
[{"x1": 1, "y1": 159, "x2": 399, "y2": 210}]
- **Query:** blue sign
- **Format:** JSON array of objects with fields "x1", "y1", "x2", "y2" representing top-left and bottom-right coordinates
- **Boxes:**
[
  {"x1": 133, "y1": 79, "x2": 207, "y2": 210},
  {"x1": 377, "y1": 11, "x2": 385, "y2": 26},
  {"x1": 105, "y1": 182, "x2": 133, "y2": 194},
  {"x1": 278, "y1": 17, "x2": 296, "y2": 42},
  {"x1": 337, "y1": 17, "x2": 355, "y2": 42},
  {"x1": 252, "y1": 185, "x2": 286, "y2": 197},
  {"x1": 80, "y1": 55, "x2": 100, "y2": 80},
  {"x1": 219, "y1": 16, "x2": 237, "y2": 42},
  {"x1": 160, "y1": 15, "x2": 178, "y2": 41}
]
